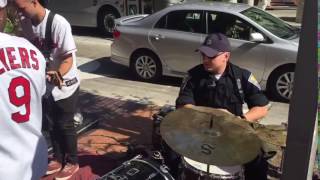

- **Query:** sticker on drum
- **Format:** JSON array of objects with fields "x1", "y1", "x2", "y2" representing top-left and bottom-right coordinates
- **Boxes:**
[
  {"x1": 99, "y1": 155, "x2": 174, "y2": 180},
  {"x1": 180, "y1": 156, "x2": 244, "y2": 180}
]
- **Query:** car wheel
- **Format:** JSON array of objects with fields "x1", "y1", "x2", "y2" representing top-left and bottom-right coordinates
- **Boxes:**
[
  {"x1": 98, "y1": 9, "x2": 118, "y2": 36},
  {"x1": 268, "y1": 66, "x2": 295, "y2": 102},
  {"x1": 131, "y1": 51, "x2": 162, "y2": 82}
]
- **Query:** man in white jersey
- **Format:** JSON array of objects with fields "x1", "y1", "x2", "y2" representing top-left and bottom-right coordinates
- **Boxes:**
[
  {"x1": 13, "y1": 0, "x2": 81, "y2": 179},
  {"x1": 0, "y1": 0, "x2": 48, "y2": 179}
]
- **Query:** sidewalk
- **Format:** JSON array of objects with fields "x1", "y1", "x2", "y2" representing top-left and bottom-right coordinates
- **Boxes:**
[
  {"x1": 266, "y1": 8, "x2": 301, "y2": 26},
  {"x1": 41, "y1": 91, "x2": 160, "y2": 179}
]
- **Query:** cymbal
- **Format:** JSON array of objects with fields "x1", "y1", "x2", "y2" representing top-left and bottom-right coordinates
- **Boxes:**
[{"x1": 160, "y1": 107, "x2": 261, "y2": 166}]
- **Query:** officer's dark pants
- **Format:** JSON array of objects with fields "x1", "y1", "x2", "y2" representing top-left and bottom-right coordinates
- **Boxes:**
[
  {"x1": 162, "y1": 142, "x2": 181, "y2": 179},
  {"x1": 47, "y1": 88, "x2": 79, "y2": 165},
  {"x1": 244, "y1": 154, "x2": 268, "y2": 180}
]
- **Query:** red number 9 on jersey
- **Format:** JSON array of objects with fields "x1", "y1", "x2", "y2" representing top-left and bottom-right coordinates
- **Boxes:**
[{"x1": 8, "y1": 76, "x2": 31, "y2": 123}]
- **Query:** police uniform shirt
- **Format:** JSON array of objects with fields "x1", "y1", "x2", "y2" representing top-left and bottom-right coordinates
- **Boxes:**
[{"x1": 176, "y1": 63, "x2": 269, "y2": 116}]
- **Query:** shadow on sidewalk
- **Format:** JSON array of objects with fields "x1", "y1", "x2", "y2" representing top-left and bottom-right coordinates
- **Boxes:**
[
  {"x1": 42, "y1": 90, "x2": 162, "y2": 179},
  {"x1": 78, "y1": 57, "x2": 182, "y2": 87},
  {"x1": 78, "y1": 91, "x2": 161, "y2": 177}
]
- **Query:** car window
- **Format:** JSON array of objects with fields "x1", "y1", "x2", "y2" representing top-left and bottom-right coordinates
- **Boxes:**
[
  {"x1": 155, "y1": 15, "x2": 167, "y2": 29},
  {"x1": 128, "y1": 5, "x2": 138, "y2": 15},
  {"x1": 207, "y1": 12, "x2": 260, "y2": 41},
  {"x1": 154, "y1": 10, "x2": 204, "y2": 33},
  {"x1": 241, "y1": 7, "x2": 297, "y2": 39}
]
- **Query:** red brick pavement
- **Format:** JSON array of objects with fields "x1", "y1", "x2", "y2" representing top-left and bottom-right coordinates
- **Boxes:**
[{"x1": 41, "y1": 91, "x2": 160, "y2": 180}]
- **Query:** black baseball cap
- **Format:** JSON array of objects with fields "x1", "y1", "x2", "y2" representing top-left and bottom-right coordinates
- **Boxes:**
[{"x1": 197, "y1": 33, "x2": 231, "y2": 58}]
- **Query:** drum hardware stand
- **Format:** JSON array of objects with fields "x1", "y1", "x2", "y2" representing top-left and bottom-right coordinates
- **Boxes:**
[
  {"x1": 206, "y1": 116, "x2": 213, "y2": 177},
  {"x1": 152, "y1": 151, "x2": 166, "y2": 164},
  {"x1": 206, "y1": 164, "x2": 210, "y2": 177},
  {"x1": 279, "y1": 146, "x2": 286, "y2": 174}
]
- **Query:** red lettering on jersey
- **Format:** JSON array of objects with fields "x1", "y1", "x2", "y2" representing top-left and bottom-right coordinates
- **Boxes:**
[
  {"x1": 19, "y1": 47, "x2": 31, "y2": 69},
  {"x1": 30, "y1": 50, "x2": 39, "y2": 70},
  {"x1": 6, "y1": 47, "x2": 21, "y2": 70},
  {"x1": 0, "y1": 48, "x2": 10, "y2": 75}
]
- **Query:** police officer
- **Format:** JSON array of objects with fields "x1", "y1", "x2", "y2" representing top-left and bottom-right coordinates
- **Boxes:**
[
  {"x1": 175, "y1": 33, "x2": 269, "y2": 179},
  {"x1": 176, "y1": 33, "x2": 269, "y2": 122}
]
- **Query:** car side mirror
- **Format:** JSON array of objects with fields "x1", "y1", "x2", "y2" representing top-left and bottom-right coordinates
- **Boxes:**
[{"x1": 250, "y1": 32, "x2": 265, "y2": 42}]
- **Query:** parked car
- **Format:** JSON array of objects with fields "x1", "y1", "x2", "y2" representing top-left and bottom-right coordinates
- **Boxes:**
[{"x1": 111, "y1": 2, "x2": 299, "y2": 101}]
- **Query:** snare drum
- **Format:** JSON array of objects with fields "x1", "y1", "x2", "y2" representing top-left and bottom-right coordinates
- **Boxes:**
[
  {"x1": 98, "y1": 155, "x2": 174, "y2": 180},
  {"x1": 179, "y1": 156, "x2": 244, "y2": 180}
]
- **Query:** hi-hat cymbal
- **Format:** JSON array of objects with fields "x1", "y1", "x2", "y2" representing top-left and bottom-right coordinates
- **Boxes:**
[{"x1": 160, "y1": 106, "x2": 261, "y2": 166}]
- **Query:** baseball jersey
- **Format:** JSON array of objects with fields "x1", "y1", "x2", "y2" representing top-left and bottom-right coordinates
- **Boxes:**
[
  {"x1": 19, "y1": 9, "x2": 80, "y2": 101},
  {"x1": 0, "y1": 33, "x2": 48, "y2": 180}
]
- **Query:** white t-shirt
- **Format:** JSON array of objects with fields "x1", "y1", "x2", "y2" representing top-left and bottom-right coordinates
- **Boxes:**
[
  {"x1": 0, "y1": 33, "x2": 48, "y2": 180},
  {"x1": 20, "y1": 9, "x2": 80, "y2": 101}
]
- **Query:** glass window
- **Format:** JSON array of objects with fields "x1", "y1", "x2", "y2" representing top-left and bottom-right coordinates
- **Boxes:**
[
  {"x1": 128, "y1": 5, "x2": 138, "y2": 15},
  {"x1": 207, "y1": 12, "x2": 260, "y2": 41},
  {"x1": 143, "y1": 0, "x2": 153, "y2": 14},
  {"x1": 155, "y1": 10, "x2": 204, "y2": 33},
  {"x1": 155, "y1": 15, "x2": 167, "y2": 29},
  {"x1": 241, "y1": 7, "x2": 298, "y2": 39}
]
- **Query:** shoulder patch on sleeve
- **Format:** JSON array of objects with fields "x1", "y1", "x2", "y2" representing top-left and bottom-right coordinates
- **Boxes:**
[
  {"x1": 248, "y1": 74, "x2": 261, "y2": 90},
  {"x1": 181, "y1": 74, "x2": 192, "y2": 90}
]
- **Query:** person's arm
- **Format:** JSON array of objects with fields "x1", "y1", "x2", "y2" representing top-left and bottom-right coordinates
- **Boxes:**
[
  {"x1": 242, "y1": 105, "x2": 268, "y2": 122},
  {"x1": 50, "y1": 14, "x2": 76, "y2": 76},
  {"x1": 176, "y1": 74, "x2": 196, "y2": 108},
  {"x1": 46, "y1": 14, "x2": 76, "y2": 86},
  {"x1": 242, "y1": 72, "x2": 270, "y2": 122},
  {"x1": 180, "y1": 104, "x2": 194, "y2": 108},
  {"x1": 46, "y1": 53, "x2": 73, "y2": 88},
  {"x1": 57, "y1": 53, "x2": 73, "y2": 76}
]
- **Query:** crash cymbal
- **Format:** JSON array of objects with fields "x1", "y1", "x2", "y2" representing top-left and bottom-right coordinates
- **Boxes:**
[{"x1": 160, "y1": 107, "x2": 261, "y2": 166}]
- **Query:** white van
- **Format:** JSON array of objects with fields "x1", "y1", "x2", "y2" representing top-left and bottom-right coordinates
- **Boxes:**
[{"x1": 47, "y1": 0, "x2": 195, "y2": 35}]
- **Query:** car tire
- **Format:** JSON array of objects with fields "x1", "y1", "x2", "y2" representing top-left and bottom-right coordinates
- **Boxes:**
[
  {"x1": 131, "y1": 51, "x2": 162, "y2": 82},
  {"x1": 98, "y1": 9, "x2": 118, "y2": 36},
  {"x1": 267, "y1": 65, "x2": 295, "y2": 102}
]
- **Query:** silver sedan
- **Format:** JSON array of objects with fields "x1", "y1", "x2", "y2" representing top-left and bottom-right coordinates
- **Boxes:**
[{"x1": 111, "y1": 2, "x2": 299, "y2": 101}]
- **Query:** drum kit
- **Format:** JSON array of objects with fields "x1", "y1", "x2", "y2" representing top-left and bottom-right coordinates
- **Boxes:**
[
  {"x1": 99, "y1": 106, "x2": 287, "y2": 180},
  {"x1": 158, "y1": 106, "x2": 287, "y2": 180}
]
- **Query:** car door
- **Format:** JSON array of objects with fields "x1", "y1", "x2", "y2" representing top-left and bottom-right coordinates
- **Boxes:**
[
  {"x1": 149, "y1": 10, "x2": 205, "y2": 74},
  {"x1": 206, "y1": 11, "x2": 268, "y2": 82}
]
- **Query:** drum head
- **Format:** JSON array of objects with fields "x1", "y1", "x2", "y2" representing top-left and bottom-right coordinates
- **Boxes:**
[{"x1": 183, "y1": 156, "x2": 242, "y2": 175}]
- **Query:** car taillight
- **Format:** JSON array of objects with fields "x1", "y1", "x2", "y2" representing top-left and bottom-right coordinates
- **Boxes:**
[{"x1": 113, "y1": 29, "x2": 120, "y2": 39}]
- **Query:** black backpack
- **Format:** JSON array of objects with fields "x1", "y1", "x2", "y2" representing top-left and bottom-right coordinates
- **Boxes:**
[{"x1": 42, "y1": 11, "x2": 55, "y2": 61}]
